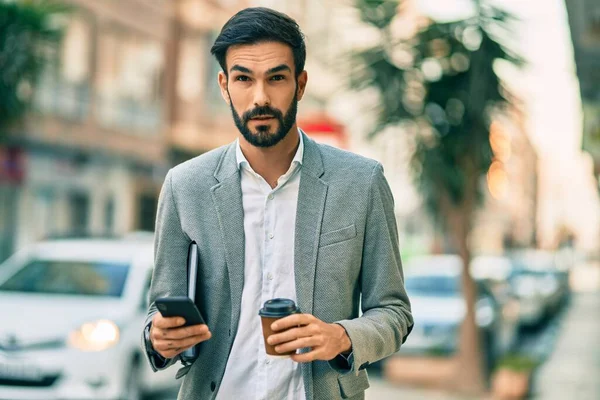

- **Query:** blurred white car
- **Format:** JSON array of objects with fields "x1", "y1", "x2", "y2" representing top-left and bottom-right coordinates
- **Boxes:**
[
  {"x1": 471, "y1": 255, "x2": 514, "y2": 283},
  {"x1": 508, "y1": 268, "x2": 551, "y2": 327},
  {"x1": 471, "y1": 255, "x2": 520, "y2": 344},
  {"x1": 509, "y1": 250, "x2": 570, "y2": 320},
  {"x1": 401, "y1": 255, "x2": 519, "y2": 372},
  {"x1": 0, "y1": 234, "x2": 179, "y2": 400}
]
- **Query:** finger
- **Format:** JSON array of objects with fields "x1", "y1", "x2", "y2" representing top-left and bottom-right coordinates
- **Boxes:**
[
  {"x1": 175, "y1": 331, "x2": 212, "y2": 349},
  {"x1": 153, "y1": 339, "x2": 178, "y2": 352},
  {"x1": 275, "y1": 336, "x2": 321, "y2": 354},
  {"x1": 267, "y1": 325, "x2": 317, "y2": 346},
  {"x1": 158, "y1": 348, "x2": 182, "y2": 359},
  {"x1": 160, "y1": 324, "x2": 210, "y2": 340},
  {"x1": 180, "y1": 332, "x2": 211, "y2": 351},
  {"x1": 153, "y1": 314, "x2": 186, "y2": 329},
  {"x1": 153, "y1": 331, "x2": 211, "y2": 353},
  {"x1": 291, "y1": 350, "x2": 320, "y2": 363},
  {"x1": 272, "y1": 314, "x2": 314, "y2": 331}
]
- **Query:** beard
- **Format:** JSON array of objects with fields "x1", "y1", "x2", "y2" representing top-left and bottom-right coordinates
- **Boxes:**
[{"x1": 229, "y1": 91, "x2": 298, "y2": 148}]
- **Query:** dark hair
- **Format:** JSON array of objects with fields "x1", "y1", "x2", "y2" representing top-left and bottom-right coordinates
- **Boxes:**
[{"x1": 210, "y1": 7, "x2": 306, "y2": 78}]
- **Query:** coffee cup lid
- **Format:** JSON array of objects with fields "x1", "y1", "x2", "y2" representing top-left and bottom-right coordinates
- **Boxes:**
[{"x1": 258, "y1": 298, "x2": 299, "y2": 318}]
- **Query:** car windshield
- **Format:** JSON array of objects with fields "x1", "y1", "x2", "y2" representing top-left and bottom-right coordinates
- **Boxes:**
[
  {"x1": 511, "y1": 263, "x2": 553, "y2": 277},
  {"x1": 405, "y1": 275, "x2": 459, "y2": 296},
  {"x1": 0, "y1": 259, "x2": 130, "y2": 297}
]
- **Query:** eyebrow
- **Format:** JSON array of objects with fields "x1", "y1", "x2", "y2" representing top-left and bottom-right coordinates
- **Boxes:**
[
  {"x1": 229, "y1": 64, "x2": 292, "y2": 75},
  {"x1": 266, "y1": 64, "x2": 292, "y2": 74},
  {"x1": 230, "y1": 65, "x2": 252, "y2": 74}
]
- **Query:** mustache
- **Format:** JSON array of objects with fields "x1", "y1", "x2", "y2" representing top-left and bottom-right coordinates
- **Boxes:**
[{"x1": 243, "y1": 105, "x2": 283, "y2": 122}]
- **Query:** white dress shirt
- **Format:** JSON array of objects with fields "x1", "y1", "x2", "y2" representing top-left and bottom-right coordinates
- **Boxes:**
[{"x1": 216, "y1": 130, "x2": 306, "y2": 400}]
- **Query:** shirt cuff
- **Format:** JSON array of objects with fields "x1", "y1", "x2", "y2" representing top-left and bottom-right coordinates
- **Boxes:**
[
  {"x1": 145, "y1": 322, "x2": 170, "y2": 367},
  {"x1": 339, "y1": 352, "x2": 354, "y2": 368},
  {"x1": 328, "y1": 351, "x2": 354, "y2": 372}
]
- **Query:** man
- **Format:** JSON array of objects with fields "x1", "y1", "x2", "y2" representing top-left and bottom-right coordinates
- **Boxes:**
[{"x1": 142, "y1": 7, "x2": 413, "y2": 400}]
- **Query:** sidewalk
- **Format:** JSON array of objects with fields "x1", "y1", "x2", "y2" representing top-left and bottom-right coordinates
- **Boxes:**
[
  {"x1": 365, "y1": 262, "x2": 600, "y2": 400},
  {"x1": 529, "y1": 263, "x2": 600, "y2": 400}
]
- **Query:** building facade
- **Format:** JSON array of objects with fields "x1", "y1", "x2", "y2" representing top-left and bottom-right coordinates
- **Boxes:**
[
  {"x1": 0, "y1": 0, "x2": 247, "y2": 261},
  {"x1": 471, "y1": 111, "x2": 539, "y2": 253}
]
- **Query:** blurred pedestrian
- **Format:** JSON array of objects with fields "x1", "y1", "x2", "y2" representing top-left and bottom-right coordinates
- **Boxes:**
[{"x1": 141, "y1": 7, "x2": 413, "y2": 400}]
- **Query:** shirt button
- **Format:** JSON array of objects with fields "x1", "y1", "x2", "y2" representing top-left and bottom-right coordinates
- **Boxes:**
[
  {"x1": 265, "y1": 359, "x2": 271, "y2": 365},
  {"x1": 268, "y1": 233, "x2": 274, "y2": 239},
  {"x1": 268, "y1": 194, "x2": 274, "y2": 200},
  {"x1": 267, "y1": 273, "x2": 273, "y2": 280}
]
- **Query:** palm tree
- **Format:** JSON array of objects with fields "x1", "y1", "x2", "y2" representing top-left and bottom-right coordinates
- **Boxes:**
[
  {"x1": 0, "y1": 0, "x2": 66, "y2": 141},
  {"x1": 353, "y1": 0, "x2": 523, "y2": 393}
]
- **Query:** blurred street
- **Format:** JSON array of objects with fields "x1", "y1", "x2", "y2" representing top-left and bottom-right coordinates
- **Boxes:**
[{"x1": 2, "y1": 0, "x2": 600, "y2": 399}]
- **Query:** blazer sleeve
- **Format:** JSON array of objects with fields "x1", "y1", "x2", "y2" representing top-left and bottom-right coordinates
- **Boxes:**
[
  {"x1": 140, "y1": 169, "x2": 190, "y2": 372},
  {"x1": 335, "y1": 162, "x2": 414, "y2": 375}
]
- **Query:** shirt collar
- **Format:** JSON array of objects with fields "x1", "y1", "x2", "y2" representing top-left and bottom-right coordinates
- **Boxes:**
[{"x1": 236, "y1": 128, "x2": 304, "y2": 170}]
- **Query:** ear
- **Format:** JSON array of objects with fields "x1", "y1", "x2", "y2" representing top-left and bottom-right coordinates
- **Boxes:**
[
  {"x1": 296, "y1": 70, "x2": 308, "y2": 101},
  {"x1": 218, "y1": 71, "x2": 230, "y2": 104}
]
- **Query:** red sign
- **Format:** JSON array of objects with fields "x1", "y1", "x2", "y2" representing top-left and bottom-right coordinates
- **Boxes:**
[
  {"x1": 0, "y1": 147, "x2": 25, "y2": 184},
  {"x1": 299, "y1": 113, "x2": 348, "y2": 149}
]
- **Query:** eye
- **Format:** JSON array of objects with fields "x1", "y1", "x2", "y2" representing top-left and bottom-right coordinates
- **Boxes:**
[
  {"x1": 270, "y1": 75, "x2": 285, "y2": 81},
  {"x1": 235, "y1": 76, "x2": 250, "y2": 82}
]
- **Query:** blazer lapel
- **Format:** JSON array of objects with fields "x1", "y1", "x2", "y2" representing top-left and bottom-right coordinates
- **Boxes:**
[
  {"x1": 211, "y1": 143, "x2": 245, "y2": 337},
  {"x1": 295, "y1": 132, "x2": 328, "y2": 400},
  {"x1": 294, "y1": 132, "x2": 328, "y2": 316}
]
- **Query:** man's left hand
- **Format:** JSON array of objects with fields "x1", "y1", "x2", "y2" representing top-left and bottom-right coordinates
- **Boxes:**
[{"x1": 267, "y1": 314, "x2": 352, "y2": 362}]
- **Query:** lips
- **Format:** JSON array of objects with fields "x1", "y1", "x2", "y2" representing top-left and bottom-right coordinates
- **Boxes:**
[{"x1": 251, "y1": 116, "x2": 274, "y2": 121}]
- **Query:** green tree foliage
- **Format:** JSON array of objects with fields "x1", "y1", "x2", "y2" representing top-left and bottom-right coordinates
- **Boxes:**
[
  {"x1": 353, "y1": 0, "x2": 524, "y2": 393},
  {"x1": 0, "y1": 0, "x2": 66, "y2": 140}
]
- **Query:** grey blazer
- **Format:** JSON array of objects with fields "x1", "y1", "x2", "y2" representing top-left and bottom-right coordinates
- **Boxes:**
[{"x1": 141, "y1": 132, "x2": 413, "y2": 400}]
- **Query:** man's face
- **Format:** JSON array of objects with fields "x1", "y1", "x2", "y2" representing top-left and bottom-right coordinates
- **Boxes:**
[{"x1": 218, "y1": 41, "x2": 308, "y2": 148}]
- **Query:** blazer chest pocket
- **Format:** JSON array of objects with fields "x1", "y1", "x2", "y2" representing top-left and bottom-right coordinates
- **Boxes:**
[{"x1": 319, "y1": 224, "x2": 357, "y2": 248}]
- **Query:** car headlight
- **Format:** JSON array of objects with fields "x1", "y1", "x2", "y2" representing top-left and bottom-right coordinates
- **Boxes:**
[{"x1": 68, "y1": 320, "x2": 120, "y2": 352}]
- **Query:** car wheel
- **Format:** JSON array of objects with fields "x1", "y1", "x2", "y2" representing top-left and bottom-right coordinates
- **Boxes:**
[{"x1": 121, "y1": 359, "x2": 144, "y2": 400}]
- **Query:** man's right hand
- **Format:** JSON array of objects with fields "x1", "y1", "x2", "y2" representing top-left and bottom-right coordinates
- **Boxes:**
[{"x1": 150, "y1": 313, "x2": 212, "y2": 359}]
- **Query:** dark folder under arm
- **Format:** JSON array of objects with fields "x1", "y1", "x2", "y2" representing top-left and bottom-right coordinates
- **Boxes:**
[{"x1": 181, "y1": 241, "x2": 200, "y2": 363}]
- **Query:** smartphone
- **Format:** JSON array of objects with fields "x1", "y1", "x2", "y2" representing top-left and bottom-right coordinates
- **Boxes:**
[{"x1": 155, "y1": 297, "x2": 205, "y2": 327}]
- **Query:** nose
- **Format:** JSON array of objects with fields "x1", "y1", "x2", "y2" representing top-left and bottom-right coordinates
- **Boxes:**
[{"x1": 252, "y1": 82, "x2": 270, "y2": 107}]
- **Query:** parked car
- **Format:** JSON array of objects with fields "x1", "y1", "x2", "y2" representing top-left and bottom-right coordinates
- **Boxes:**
[
  {"x1": 401, "y1": 255, "x2": 519, "y2": 374},
  {"x1": 471, "y1": 255, "x2": 514, "y2": 283},
  {"x1": 0, "y1": 234, "x2": 179, "y2": 400},
  {"x1": 471, "y1": 255, "x2": 520, "y2": 348},
  {"x1": 509, "y1": 249, "x2": 570, "y2": 325}
]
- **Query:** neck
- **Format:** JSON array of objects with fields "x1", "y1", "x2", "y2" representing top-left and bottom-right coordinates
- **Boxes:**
[{"x1": 239, "y1": 125, "x2": 301, "y2": 188}]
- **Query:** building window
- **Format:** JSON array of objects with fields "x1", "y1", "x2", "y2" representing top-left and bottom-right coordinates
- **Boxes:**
[
  {"x1": 69, "y1": 191, "x2": 90, "y2": 234},
  {"x1": 105, "y1": 197, "x2": 114, "y2": 234},
  {"x1": 33, "y1": 187, "x2": 56, "y2": 240},
  {"x1": 34, "y1": 15, "x2": 92, "y2": 120},
  {"x1": 138, "y1": 192, "x2": 158, "y2": 232},
  {"x1": 97, "y1": 27, "x2": 165, "y2": 132}
]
